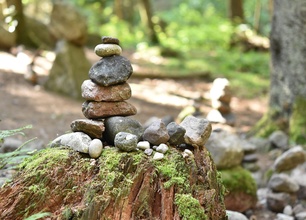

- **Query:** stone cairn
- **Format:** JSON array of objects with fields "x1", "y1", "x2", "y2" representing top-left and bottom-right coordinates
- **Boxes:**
[
  {"x1": 69, "y1": 36, "x2": 136, "y2": 158},
  {"x1": 207, "y1": 78, "x2": 235, "y2": 125},
  {"x1": 50, "y1": 36, "x2": 212, "y2": 162}
]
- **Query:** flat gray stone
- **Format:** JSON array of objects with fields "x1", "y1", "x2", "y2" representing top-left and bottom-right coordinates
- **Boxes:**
[
  {"x1": 49, "y1": 132, "x2": 91, "y2": 153},
  {"x1": 273, "y1": 146, "x2": 306, "y2": 172},
  {"x1": 89, "y1": 55, "x2": 133, "y2": 86},
  {"x1": 268, "y1": 173, "x2": 299, "y2": 193},
  {"x1": 70, "y1": 119, "x2": 105, "y2": 139}
]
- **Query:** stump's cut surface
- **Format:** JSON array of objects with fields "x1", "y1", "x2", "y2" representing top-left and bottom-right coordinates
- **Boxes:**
[{"x1": 0, "y1": 146, "x2": 226, "y2": 220}]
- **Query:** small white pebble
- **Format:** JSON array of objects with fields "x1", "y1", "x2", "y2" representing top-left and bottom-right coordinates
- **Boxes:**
[
  {"x1": 184, "y1": 149, "x2": 193, "y2": 156},
  {"x1": 90, "y1": 159, "x2": 96, "y2": 166},
  {"x1": 283, "y1": 205, "x2": 293, "y2": 216},
  {"x1": 156, "y1": 143, "x2": 169, "y2": 154},
  {"x1": 153, "y1": 152, "x2": 164, "y2": 161},
  {"x1": 89, "y1": 139, "x2": 103, "y2": 159},
  {"x1": 137, "y1": 141, "x2": 150, "y2": 150}
]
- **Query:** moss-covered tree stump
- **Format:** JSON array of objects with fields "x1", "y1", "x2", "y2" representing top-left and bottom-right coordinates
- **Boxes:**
[{"x1": 0, "y1": 145, "x2": 226, "y2": 220}]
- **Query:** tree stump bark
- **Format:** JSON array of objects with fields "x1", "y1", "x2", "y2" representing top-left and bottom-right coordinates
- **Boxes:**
[{"x1": 0, "y1": 146, "x2": 226, "y2": 220}]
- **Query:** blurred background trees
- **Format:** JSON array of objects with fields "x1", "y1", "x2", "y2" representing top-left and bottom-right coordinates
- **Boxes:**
[{"x1": 0, "y1": 0, "x2": 272, "y2": 49}]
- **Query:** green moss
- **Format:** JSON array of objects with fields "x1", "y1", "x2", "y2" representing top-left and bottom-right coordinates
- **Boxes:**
[
  {"x1": 217, "y1": 171, "x2": 226, "y2": 198},
  {"x1": 153, "y1": 150, "x2": 190, "y2": 189},
  {"x1": 219, "y1": 166, "x2": 257, "y2": 197},
  {"x1": 175, "y1": 193, "x2": 207, "y2": 220},
  {"x1": 20, "y1": 148, "x2": 70, "y2": 174},
  {"x1": 249, "y1": 111, "x2": 280, "y2": 138},
  {"x1": 290, "y1": 97, "x2": 306, "y2": 145},
  {"x1": 80, "y1": 148, "x2": 147, "y2": 205}
]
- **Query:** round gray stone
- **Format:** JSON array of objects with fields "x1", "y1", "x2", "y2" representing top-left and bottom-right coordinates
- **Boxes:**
[
  {"x1": 166, "y1": 122, "x2": 186, "y2": 146},
  {"x1": 114, "y1": 132, "x2": 138, "y2": 152},
  {"x1": 89, "y1": 56, "x2": 133, "y2": 86}
]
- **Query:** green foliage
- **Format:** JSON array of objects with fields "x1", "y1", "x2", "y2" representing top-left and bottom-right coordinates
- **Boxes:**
[
  {"x1": 175, "y1": 193, "x2": 207, "y2": 220},
  {"x1": 0, "y1": 125, "x2": 36, "y2": 170},
  {"x1": 23, "y1": 212, "x2": 51, "y2": 220},
  {"x1": 0, "y1": 125, "x2": 32, "y2": 141},
  {"x1": 158, "y1": 3, "x2": 234, "y2": 51}
]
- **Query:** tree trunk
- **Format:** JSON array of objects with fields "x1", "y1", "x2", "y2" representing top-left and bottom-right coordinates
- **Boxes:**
[
  {"x1": 139, "y1": 0, "x2": 159, "y2": 45},
  {"x1": 6, "y1": 0, "x2": 34, "y2": 46},
  {"x1": 0, "y1": 147, "x2": 226, "y2": 220},
  {"x1": 251, "y1": 0, "x2": 306, "y2": 144},
  {"x1": 114, "y1": 0, "x2": 136, "y2": 28},
  {"x1": 228, "y1": 0, "x2": 244, "y2": 23},
  {"x1": 114, "y1": 0, "x2": 124, "y2": 20}
]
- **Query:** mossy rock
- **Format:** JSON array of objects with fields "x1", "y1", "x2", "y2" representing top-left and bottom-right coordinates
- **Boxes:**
[
  {"x1": 219, "y1": 166, "x2": 257, "y2": 212},
  {"x1": 289, "y1": 97, "x2": 306, "y2": 145},
  {"x1": 0, "y1": 146, "x2": 227, "y2": 220}
]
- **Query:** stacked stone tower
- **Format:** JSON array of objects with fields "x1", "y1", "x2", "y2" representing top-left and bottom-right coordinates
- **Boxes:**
[
  {"x1": 70, "y1": 36, "x2": 137, "y2": 140},
  {"x1": 82, "y1": 36, "x2": 137, "y2": 119}
]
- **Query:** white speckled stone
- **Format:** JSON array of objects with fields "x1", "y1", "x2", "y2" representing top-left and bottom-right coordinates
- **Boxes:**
[
  {"x1": 94, "y1": 44, "x2": 122, "y2": 57},
  {"x1": 89, "y1": 139, "x2": 103, "y2": 158}
]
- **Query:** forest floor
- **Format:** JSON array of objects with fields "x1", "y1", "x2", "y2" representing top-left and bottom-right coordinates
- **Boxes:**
[{"x1": 0, "y1": 48, "x2": 274, "y2": 219}]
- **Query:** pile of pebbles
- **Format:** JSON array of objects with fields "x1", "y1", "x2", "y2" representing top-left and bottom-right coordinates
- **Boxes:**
[{"x1": 49, "y1": 37, "x2": 212, "y2": 161}]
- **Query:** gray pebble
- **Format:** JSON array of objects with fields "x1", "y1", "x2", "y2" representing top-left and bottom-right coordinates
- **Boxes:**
[{"x1": 114, "y1": 132, "x2": 138, "y2": 152}]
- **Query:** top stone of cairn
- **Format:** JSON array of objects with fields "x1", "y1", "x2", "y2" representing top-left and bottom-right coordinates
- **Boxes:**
[
  {"x1": 95, "y1": 36, "x2": 122, "y2": 57},
  {"x1": 102, "y1": 36, "x2": 120, "y2": 45}
]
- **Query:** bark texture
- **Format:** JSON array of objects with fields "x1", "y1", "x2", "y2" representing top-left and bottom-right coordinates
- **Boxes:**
[
  {"x1": 0, "y1": 147, "x2": 226, "y2": 220},
  {"x1": 228, "y1": 0, "x2": 244, "y2": 23},
  {"x1": 252, "y1": 0, "x2": 306, "y2": 143}
]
